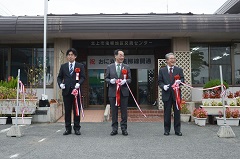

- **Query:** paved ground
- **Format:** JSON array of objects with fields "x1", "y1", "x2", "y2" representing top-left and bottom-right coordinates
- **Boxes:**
[
  {"x1": 1, "y1": 122, "x2": 240, "y2": 159},
  {"x1": 57, "y1": 110, "x2": 105, "y2": 122}
]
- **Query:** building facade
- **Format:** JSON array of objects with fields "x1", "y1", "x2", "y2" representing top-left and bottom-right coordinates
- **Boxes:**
[{"x1": 1, "y1": 8, "x2": 240, "y2": 108}]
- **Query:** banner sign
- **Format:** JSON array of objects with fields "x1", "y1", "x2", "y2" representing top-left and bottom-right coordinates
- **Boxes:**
[
  {"x1": 90, "y1": 40, "x2": 152, "y2": 47},
  {"x1": 88, "y1": 55, "x2": 154, "y2": 69}
]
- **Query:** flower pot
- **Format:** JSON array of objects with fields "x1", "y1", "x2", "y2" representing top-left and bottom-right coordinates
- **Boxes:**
[
  {"x1": 11, "y1": 117, "x2": 32, "y2": 125},
  {"x1": 197, "y1": 118, "x2": 207, "y2": 126},
  {"x1": 0, "y1": 117, "x2": 8, "y2": 124},
  {"x1": 194, "y1": 117, "x2": 198, "y2": 124},
  {"x1": 180, "y1": 114, "x2": 191, "y2": 122},
  {"x1": 216, "y1": 117, "x2": 240, "y2": 126}
]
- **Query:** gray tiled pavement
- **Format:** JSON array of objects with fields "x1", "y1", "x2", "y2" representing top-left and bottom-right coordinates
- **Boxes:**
[{"x1": 0, "y1": 122, "x2": 240, "y2": 159}]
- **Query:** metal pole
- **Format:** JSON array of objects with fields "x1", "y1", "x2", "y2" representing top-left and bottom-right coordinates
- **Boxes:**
[
  {"x1": 219, "y1": 65, "x2": 226, "y2": 124},
  {"x1": 43, "y1": 0, "x2": 48, "y2": 95},
  {"x1": 16, "y1": 69, "x2": 20, "y2": 126}
]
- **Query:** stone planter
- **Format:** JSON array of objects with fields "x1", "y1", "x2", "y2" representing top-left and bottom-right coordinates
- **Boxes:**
[
  {"x1": 0, "y1": 117, "x2": 8, "y2": 124},
  {"x1": 11, "y1": 117, "x2": 32, "y2": 125},
  {"x1": 0, "y1": 99, "x2": 37, "y2": 115},
  {"x1": 0, "y1": 106, "x2": 13, "y2": 114},
  {"x1": 216, "y1": 117, "x2": 240, "y2": 126},
  {"x1": 197, "y1": 118, "x2": 207, "y2": 126},
  {"x1": 180, "y1": 114, "x2": 191, "y2": 122}
]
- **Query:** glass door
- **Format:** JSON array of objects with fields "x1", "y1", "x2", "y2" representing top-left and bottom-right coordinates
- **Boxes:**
[
  {"x1": 138, "y1": 69, "x2": 155, "y2": 105},
  {"x1": 89, "y1": 69, "x2": 105, "y2": 105}
]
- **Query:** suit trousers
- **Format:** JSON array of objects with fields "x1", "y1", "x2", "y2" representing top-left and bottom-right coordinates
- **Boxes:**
[
  {"x1": 63, "y1": 90, "x2": 81, "y2": 131},
  {"x1": 109, "y1": 93, "x2": 128, "y2": 131},
  {"x1": 163, "y1": 93, "x2": 181, "y2": 133}
]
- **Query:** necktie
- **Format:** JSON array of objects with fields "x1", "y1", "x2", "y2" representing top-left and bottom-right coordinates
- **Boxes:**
[
  {"x1": 70, "y1": 63, "x2": 73, "y2": 75},
  {"x1": 117, "y1": 64, "x2": 121, "y2": 78},
  {"x1": 169, "y1": 67, "x2": 173, "y2": 80}
]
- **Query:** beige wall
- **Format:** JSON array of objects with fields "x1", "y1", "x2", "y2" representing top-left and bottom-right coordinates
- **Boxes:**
[{"x1": 53, "y1": 38, "x2": 72, "y2": 99}]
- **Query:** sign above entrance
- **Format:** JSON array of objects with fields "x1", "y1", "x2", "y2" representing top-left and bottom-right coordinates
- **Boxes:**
[
  {"x1": 90, "y1": 40, "x2": 151, "y2": 47},
  {"x1": 88, "y1": 55, "x2": 154, "y2": 69}
]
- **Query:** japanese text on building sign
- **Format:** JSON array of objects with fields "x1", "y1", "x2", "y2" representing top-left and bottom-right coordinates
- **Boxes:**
[
  {"x1": 90, "y1": 40, "x2": 152, "y2": 46},
  {"x1": 88, "y1": 55, "x2": 154, "y2": 69}
]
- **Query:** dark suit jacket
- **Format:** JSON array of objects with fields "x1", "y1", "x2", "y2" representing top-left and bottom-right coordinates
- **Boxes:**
[
  {"x1": 105, "y1": 63, "x2": 131, "y2": 97},
  {"x1": 158, "y1": 66, "x2": 184, "y2": 101},
  {"x1": 57, "y1": 62, "x2": 85, "y2": 96}
]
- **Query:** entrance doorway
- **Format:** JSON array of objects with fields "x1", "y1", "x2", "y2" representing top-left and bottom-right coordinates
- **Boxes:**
[
  {"x1": 88, "y1": 69, "x2": 105, "y2": 105},
  {"x1": 128, "y1": 69, "x2": 137, "y2": 107},
  {"x1": 88, "y1": 68, "x2": 155, "y2": 107}
]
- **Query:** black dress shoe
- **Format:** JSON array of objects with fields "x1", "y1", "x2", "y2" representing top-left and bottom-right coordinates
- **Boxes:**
[
  {"x1": 122, "y1": 130, "x2": 128, "y2": 136},
  {"x1": 164, "y1": 132, "x2": 170, "y2": 136},
  {"x1": 63, "y1": 130, "x2": 72, "y2": 135},
  {"x1": 75, "y1": 130, "x2": 81, "y2": 135},
  {"x1": 175, "y1": 132, "x2": 182, "y2": 136},
  {"x1": 110, "y1": 130, "x2": 118, "y2": 136}
]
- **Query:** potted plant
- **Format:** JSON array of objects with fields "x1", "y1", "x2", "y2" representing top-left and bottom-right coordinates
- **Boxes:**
[
  {"x1": 210, "y1": 100, "x2": 218, "y2": 106},
  {"x1": 202, "y1": 79, "x2": 229, "y2": 104},
  {"x1": 192, "y1": 108, "x2": 199, "y2": 124},
  {"x1": 0, "y1": 77, "x2": 17, "y2": 114},
  {"x1": 237, "y1": 97, "x2": 240, "y2": 106},
  {"x1": 216, "y1": 108, "x2": 240, "y2": 126},
  {"x1": 202, "y1": 91, "x2": 210, "y2": 105},
  {"x1": 196, "y1": 108, "x2": 208, "y2": 126},
  {"x1": 0, "y1": 76, "x2": 37, "y2": 116},
  {"x1": 180, "y1": 100, "x2": 191, "y2": 122},
  {"x1": 227, "y1": 91, "x2": 237, "y2": 106}
]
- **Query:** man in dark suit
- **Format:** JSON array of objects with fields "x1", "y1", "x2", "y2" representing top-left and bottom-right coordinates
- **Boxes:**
[
  {"x1": 158, "y1": 53, "x2": 184, "y2": 136},
  {"x1": 57, "y1": 48, "x2": 85, "y2": 135},
  {"x1": 105, "y1": 49, "x2": 131, "y2": 136}
]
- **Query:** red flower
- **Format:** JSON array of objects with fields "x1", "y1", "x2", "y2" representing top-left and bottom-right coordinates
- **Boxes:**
[
  {"x1": 122, "y1": 69, "x2": 127, "y2": 75},
  {"x1": 75, "y1": 68, "x2": 81, "y2": 73},
  {"x1": 174, "y1": 74, "x2": 180, "y2": 80}
]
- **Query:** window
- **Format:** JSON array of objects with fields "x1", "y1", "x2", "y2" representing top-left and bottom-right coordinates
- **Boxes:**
[
  {"x1": 233, "y1": 43, "x2": 240, "y2": 85},
  {"x1": 209, "y1": 45, "x2": 231, "y2": 84},
  {"x1": 1, "y1": 47, "x2": 54, "y2": 87},
  {"x1": 190, "y1": 44, "x2": 209, "y2": 84},
  {"x1": 0, "y1": 48, "x2": 9, "y2": 81},
  {"x1": 191, "y1": 44, "x2": 232, "y2": 85}
]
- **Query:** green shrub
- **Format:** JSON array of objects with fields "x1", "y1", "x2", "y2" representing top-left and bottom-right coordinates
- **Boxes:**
[
  {"x1": 203, "y1": 79, "x2": 229, "y2": 89},
  {"x1": 0, "y1": 77, "x2": 18, "y2": 89}
]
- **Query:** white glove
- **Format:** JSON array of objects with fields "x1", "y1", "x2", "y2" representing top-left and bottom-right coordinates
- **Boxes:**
[
  {"x1": 120, "y1": 79, "x2": 126, "y2": 85},
  {"x1": 75, "y1": 83, "x2": 80, "y2": 89},
  {"x1": 175, "y1": 80, "x2": 181, "y2": 84},
  {"x1": 60, "y1": 83, "x2": 65, "y2": 89},
  {"x1": 110, "y1": 78, "x2": 116, "y2": 84},
  {"x1": 163, "y1": 84, "x2": 170, "y2": 91}
]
